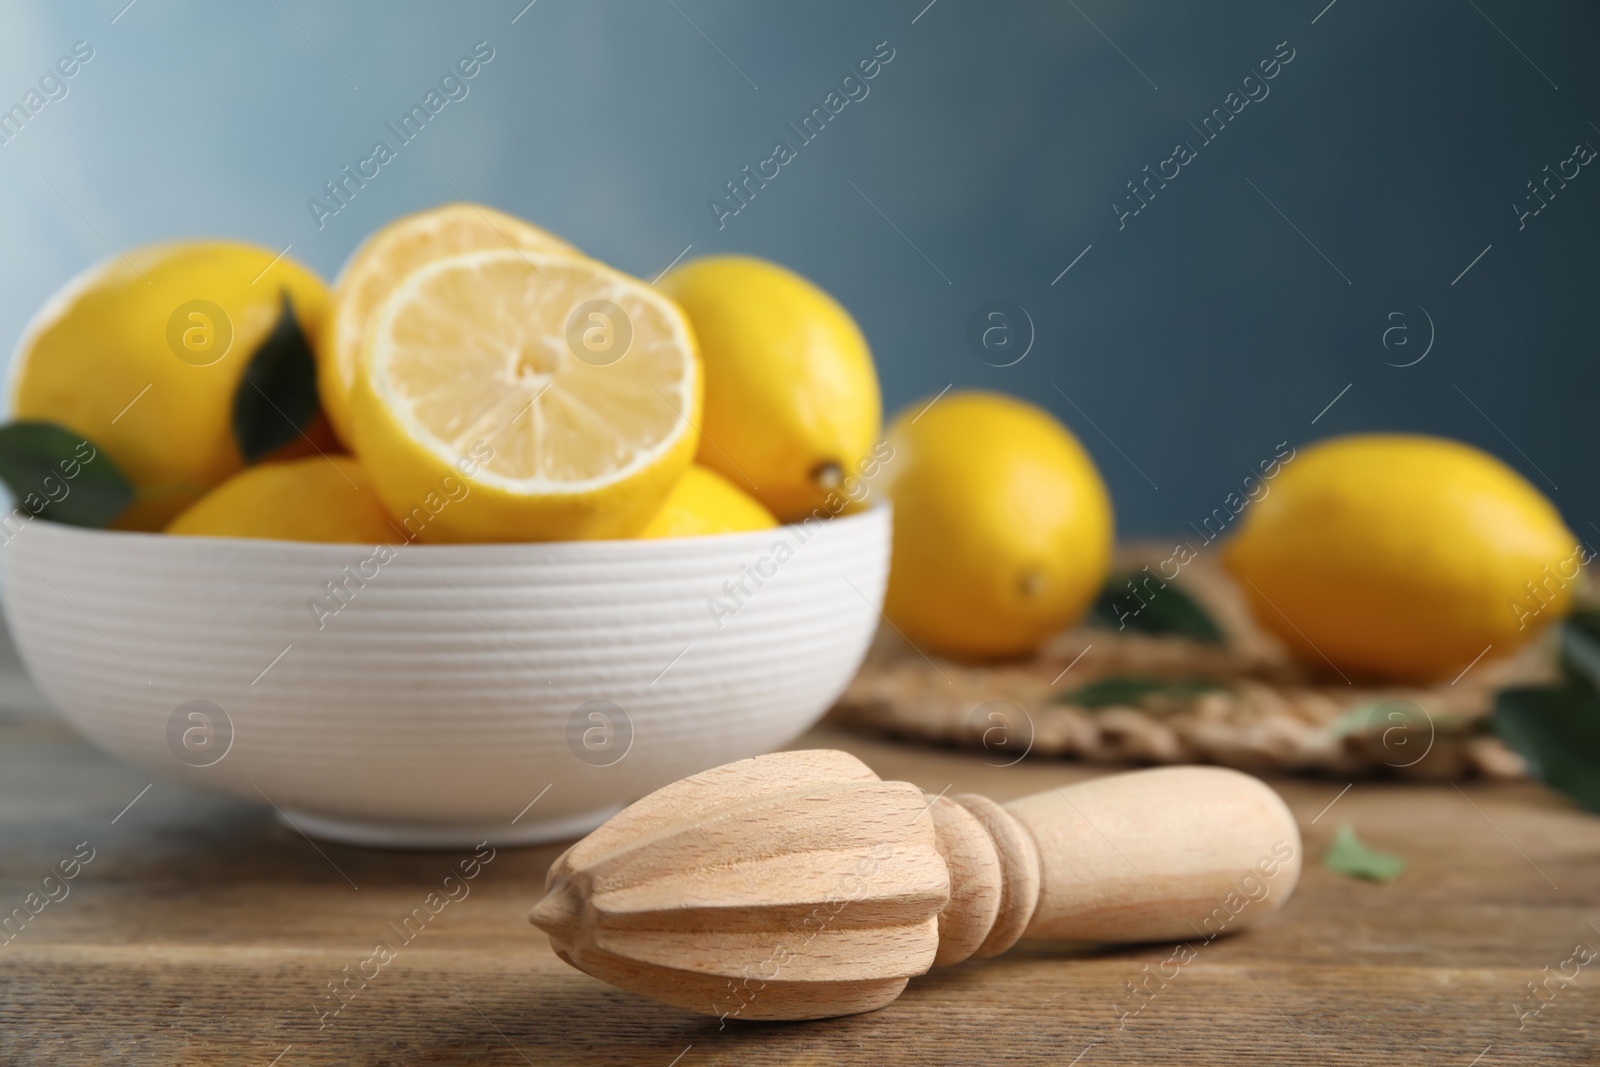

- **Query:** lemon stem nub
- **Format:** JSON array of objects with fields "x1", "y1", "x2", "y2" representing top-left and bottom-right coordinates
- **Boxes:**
[
  {"x1": 811, "y1": 461, "x2": 844, "y2": 491},
  {"x1": 1020, "y1": 570, "x2": 1046, "y2": 598}
]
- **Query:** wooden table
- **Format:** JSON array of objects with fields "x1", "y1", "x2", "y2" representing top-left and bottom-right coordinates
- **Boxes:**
[{"x1": 3, "y1": 678, "x2": 1598, "y2": 1064}]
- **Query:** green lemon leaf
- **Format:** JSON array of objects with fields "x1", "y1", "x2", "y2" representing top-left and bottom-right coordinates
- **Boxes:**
[
  {"x1": 232, "y1": 291, "x2": 318, "y2": 463},
  {"x1": 0, "y1": 422, "x2": 133, "y2": 528},
  {"x1": 1493, "y1": 685, "x2": 1600, "y2": 813},
  {"x1": 1324, "y1": 823, "x2": 1406, "y2": 883},
  {"x1": 1090, "y1": 572, "x2": 1226, "y2": 645},
  {"x1": 1056, "y1": 674, "x2": 1225, "y2": 711},
  {"x1": 1325, "y1": 700, "x2": 1482, "y2": 741},
  {"x1": 1557, "y1": 609, "x2": 1600, "y2": 694}
]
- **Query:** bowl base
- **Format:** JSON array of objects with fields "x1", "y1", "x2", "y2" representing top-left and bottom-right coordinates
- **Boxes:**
[{"x1": 276, "y1": 804, "x2": 623, "y2": 850}]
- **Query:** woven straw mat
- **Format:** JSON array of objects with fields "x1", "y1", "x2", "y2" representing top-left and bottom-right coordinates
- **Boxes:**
[{"x1": 827, "y1": 545, "x2": 1546, "y2": 780}]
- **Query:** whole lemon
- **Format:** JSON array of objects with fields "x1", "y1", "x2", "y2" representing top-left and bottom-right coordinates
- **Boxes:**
[
  {"x1": 9, "y1": 242, "x2": 329, "y2": 530},
  {"x1": 167, "y1": 455, "x2": 401, "y2": 544},
  {"x1": 656, "y1": 256, "x2": 880, "y2": 523},
  {"x1": 876, "y1": 391, "x2": 1113, "y2": 658},
  {"x1": 638, "y1": 464, "x2": 777, "y2": 539},
  {"x1": 1224, "y1": 434, "x2": 1581, "y2": 682}
]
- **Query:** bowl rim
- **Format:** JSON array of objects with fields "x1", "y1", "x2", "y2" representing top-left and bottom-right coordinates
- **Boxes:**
[{"x1": 9, "y1": 502, "x2": 890, "y2": 559}]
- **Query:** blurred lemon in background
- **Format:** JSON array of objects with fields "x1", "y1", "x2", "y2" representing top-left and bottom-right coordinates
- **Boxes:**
[
  {"x1": 657, "y1": 256, "x2": 880, "y2": 522},
  {"x1": 1224, "y1": 433, "x2": 1581, "y2": 682},
  {"x1": 874, "y1": 390, "x2": 1113, "y2": 658},
  {"x1": 167, "y1": 455, "x2": 401, "y2": 544},
  {"x1": 638, "y1": 464, "x2": 776, "y2": 539},
  {"x1": 349, "y1": 250, "x2": 699, "y2": 542},
  {"x1": 320, "y1": 202, "x2": 574, "y2": 447},
  {"x1": 9, "y1": 242, "x2": 328, "y2": 530}
]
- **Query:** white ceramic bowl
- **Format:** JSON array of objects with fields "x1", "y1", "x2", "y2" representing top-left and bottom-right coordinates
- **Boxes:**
[{"x1": 2, "y1": 508, "x2": 888, "y2": 847}]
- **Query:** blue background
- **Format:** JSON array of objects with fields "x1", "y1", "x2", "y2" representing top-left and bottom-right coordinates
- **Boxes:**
[{"x1": 1, "y1": 0, "x2": 1595, "y2": 537}]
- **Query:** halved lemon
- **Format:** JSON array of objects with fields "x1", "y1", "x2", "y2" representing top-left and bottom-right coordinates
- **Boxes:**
[
  {"x1": 321, "y1": 202, "x2": 574, "y2": 446},
  {"x1": 348, "y1": 250, "x2": 701, "y2": 542}
]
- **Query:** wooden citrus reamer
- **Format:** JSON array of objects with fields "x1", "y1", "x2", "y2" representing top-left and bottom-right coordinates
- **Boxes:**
[{"x1": 530, "y1": 750, "x2": 1301, "y2": 1020}]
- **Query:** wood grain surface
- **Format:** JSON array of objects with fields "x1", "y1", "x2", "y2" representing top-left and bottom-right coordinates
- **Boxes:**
[{"x1": 2, "y1": 699, "x2": 1597, "y2": 1065}]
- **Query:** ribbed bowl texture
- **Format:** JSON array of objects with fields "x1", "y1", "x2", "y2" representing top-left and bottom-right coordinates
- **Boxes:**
[{"x1": 2, "y1": 507, "x2": 889, "y2": 847}]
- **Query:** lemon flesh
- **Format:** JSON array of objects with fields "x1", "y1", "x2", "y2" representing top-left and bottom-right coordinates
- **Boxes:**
[
  {"x1": 167, "y1": 455, "x2": 401, "y2": 544},
  {"x1": 349, "y1": 250, "x2": 699, "y2": 543},
  {"x1": 876, "y1": 391, "x2": 1113, "y2": 659},
  {"x1": 1224, "y1": 433, "x2": 1580, "y2": 682},
  {"x1": 639, "y1": 464, "x2": 777, "y2": 539},
  {"x1": 657, "y1": 256, "x2": 880, "y2": 523},
  {"x1": 321, "y1": 203, "x2": 574, "y2": 447},
  {"x1": 9, "y1": 242, "x2": 329, "y2": 530}
]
